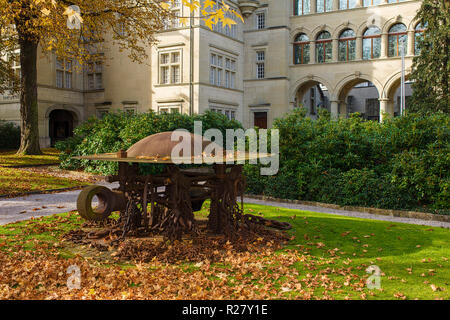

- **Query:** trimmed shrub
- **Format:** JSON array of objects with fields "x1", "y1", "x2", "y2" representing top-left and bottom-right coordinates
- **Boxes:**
[
  {"x1": 0, "y1": 121, "x2": 20, "y2": 149},
  {"x1": 56, "y1": 111, "x2": 242, "y2": 175},
  {"x1": 244, "y1": 109, "x2": 449, "y2": 213}
]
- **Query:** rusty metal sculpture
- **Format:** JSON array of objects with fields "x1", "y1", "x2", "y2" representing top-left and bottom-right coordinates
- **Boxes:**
[{"x1": 75, "y1": 131, "x2": 289, "y2": 241}]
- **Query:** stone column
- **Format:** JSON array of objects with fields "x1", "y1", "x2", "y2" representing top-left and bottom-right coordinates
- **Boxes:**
[
  {"x1": 309, "y1": 41, "x2": 316, "y2": 64},
  {"x1": 380, "y1": 33, "x2": 388, "y2": 58},
  {"x1": 332, "y1": 38, "x2": 339, "y2": 62},
  {"x1": 407, "y1": 30, "x2": 415, "y2": 56},
  {"x1": 333, "y1": 0, "x2": 339, "y2": 11},
  {"x1": 356, "y1": 0, "x2": 363, "y2": 7},
  {"x1": 330, "y1": 100, "x2": 339, "y2": 118},
  {"x1": 379, "y1": 98, "x2": 394, "y2": 122},
  {"x1": 310, "y1": 0, "x2": 317, "y2": 13},
  {"x1": 339, "y1": 101, "x2": 347, "y2": 117},
  {"x1": 355, "y1": 36, "x2": 362, "y2": 60}
]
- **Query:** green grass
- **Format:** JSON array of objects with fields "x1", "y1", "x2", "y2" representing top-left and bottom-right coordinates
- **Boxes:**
[
  {"x1": 0, "y1": 204, "x2": 448, "y2": 300},
  {"x1": 0, "y1": 167, "x2": 88, "y2": 197},
  {"x1": 0, "y1": 148, "x2": 60, "y2": 167},
  {"x1": 253, "y1": 204, "x2": 449, "y2": 300}
]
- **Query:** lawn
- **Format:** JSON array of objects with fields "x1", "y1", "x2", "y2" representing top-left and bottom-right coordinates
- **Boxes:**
[
  {"x1": 0, "y1": 148, "x2": 60, "y2": 167},
  {"x1": 0, "y1": 167, "x2": 88, "y2": 197},
  {"x1": 0, "y1": 203, "x2": 448, "y2": 300}
]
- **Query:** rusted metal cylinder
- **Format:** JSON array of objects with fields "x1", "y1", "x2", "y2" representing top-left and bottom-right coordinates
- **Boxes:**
[{"x1": 76, "y1": 185, "x2": 126, "y2": 221}]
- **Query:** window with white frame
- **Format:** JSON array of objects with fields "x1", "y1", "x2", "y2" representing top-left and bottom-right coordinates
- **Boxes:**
[
  {"x1": 209, "y1": 2, "x2": 238, "y2": 38},
  {"x1": 256, "y1": 51, "x2": 265, "y2": 79},
  {"x1": 210, "y1": 53, "x2": 222, "y2": 86},
  {"x1": 225, "y1": 58, "x2": 236, "y2": 89},
  {"x1": 210, "y1": 106, "x2": 236, "y2": 120},
  {"x1": 160, "y1": 51, "x2": 181, "y2": 84},
  {"x1": 159, "y1": 104, "x2": 181, "y2": 114},
  {"x1": 7, "y1": 52, "x2": 20, "y2": 88},
  {"x1": 87, "y1": 61, "x2": 103, "y2": 90},
  {"x1": 256, "y1": 11, "x2": 266, "y2": 29},
  {"x1": 56, "y1": 58, "x2": 72, "y2": 89},
  {"x1": 163, "y1": 0, "x2": 182, "y2": 30},
  {"x1": 210, "y1": 53, "x2": 236, "y2": 88},
  {"x1": 224, "y1": 11, "x2": 238, "y2": 38}
]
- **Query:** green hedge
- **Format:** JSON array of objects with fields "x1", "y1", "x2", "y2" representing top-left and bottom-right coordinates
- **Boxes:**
[
  {"x1": 0, "y1": 121, "x2": 20, "y2": 149},
  {"x1": 55, "y1": 111, "x2": 242, "y2": 175},
  {"x1": 244, "y1": 110, "x2": 449, "y2": 213}
]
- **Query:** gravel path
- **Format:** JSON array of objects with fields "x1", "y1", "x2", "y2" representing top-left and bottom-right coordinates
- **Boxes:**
[{"x1": 1, "y1": 183, "x2": 448, "y2": 228}]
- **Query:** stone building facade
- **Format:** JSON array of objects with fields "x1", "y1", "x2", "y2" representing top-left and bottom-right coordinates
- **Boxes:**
[{"x1": 0, "y1": 0, "x2": 423, "y2": 147}]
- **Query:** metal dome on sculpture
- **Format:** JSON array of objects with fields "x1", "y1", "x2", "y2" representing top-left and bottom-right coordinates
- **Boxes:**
[
  {"x1": 126, "y1": 131, "x2": 220, "y2": 159},
  {"x1": 75, "y1": 131, "x2": 267, "y2": 164}
]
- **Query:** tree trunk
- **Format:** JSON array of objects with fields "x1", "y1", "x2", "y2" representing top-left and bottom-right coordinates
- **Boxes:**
[{"x1": 17, "y1": 32, "x2": 42, "y2": 155}]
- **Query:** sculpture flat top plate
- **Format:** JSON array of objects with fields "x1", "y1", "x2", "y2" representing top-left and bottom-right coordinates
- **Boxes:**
[{"x1": 73, "y1": 152, "x2": 274, "y2": 164}]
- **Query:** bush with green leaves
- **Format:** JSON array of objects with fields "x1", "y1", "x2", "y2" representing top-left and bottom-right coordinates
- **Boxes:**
[
  {"x1": 0, "y1": 120, "x2": 20, "y2": 149},
  {"x1": 244, "y1": 109, "x2": 449, "y2": 213},
  {"x1": 56, "y1": 111, "x2": 242, "y2": 175}
]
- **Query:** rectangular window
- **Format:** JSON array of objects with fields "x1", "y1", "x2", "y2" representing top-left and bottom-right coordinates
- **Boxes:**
[
  {"x1": 210, "y1": 106, "x2": 237, "y2": 120},
  {"x1": 210, "y1": 53, "x2": 236, "y2": 88},
  {"x1": 207, "y1": 3, "x2": 238, "y2": 39},
  {"x1": 339, "y1": 0, "x2": 358, "y2": 9},
  {"x1": 159, "y1": 50, "x2": 181, "y2": 84},
  {"x1": 159, "y1": 105, "x2": 181, "y2": 114},
  {"x1": 294, "y1": 0, "x2": 311, "y2": 15},
  {"x1": 6, "y1": 53, "x2": 21, "y2": 89},
  {"x1": 210, "y1": 66, "x2": 216, "y2": 85},
  {"x1": 163, "y1": 1, "x2": 182, "y2": 30},
  {"x1": 87, "y1": 61, "x2": 103, "y2": 90},
  {"x1": 124, "y1": 105, "x2": 137, "y2": 114},
  {"x1": 56, "y1": 58, "x2": 72, "y2": 89},
  {"x1": 256, "y1": 12, "x2": 266, "y2": 29},
  {"x1": 161, "y1": 66, "x2": 169, "y2": 84},
  {"x1": 171, "y1": 65, "x2": 180, "y2": 83},
  {"x1": 256, "y1": 51, "x2": 265, "y2": 79}
]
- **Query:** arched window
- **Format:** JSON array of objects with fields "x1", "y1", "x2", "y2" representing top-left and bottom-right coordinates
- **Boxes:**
[
  {"x1": 316, "y1": 31, "x2": 332, "y2": 63},
  {"x1": 338, "y1": 29, "x2": 356, "y2": 61},
  {"x1": 339, "y1": 0, "x2": 357, "y2": 10},
  {"x1": 362, "y1": 27, "x2": 381, "y2": 60},
  {"x1": 414, "y1": 22, "x2": 426, "y2": 55},
  {"x1": 388, "y1": 23, "x2": 407, "y2": 57},
  {"x1": 294, "y1": 0, "x2": 311, "y2": 15},
  {"x1": 363, "y1": 0, "x2": 382, "y2": 6},
  {"x1": 317, "y1": 0, "x2": 332, "y2": 13},
  {"x1": 294, "y1": 34, "x2": 310, "y2": 64}
]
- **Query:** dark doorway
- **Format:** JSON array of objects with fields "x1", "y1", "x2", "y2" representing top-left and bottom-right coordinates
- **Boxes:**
[
  {"x1": 49, "y1": 110, "x2": 74, "y2": 146},
  {"x1": 365, "y1": 99, "x2": 380, "y2": 122},
  {"x1": 254, "y1": 112, "x2": 268, "y2": 129}
]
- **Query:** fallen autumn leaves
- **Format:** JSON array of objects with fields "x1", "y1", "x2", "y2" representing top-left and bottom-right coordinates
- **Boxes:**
[
  {"x1": 0, "y1": 206, "x2": 448, "y2": 300},
  {"x1": 0, "y1": 240, "x2": 370, "y2": 300}
]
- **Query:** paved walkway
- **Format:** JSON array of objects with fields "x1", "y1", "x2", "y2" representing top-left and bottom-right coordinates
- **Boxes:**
[
  {"x1": 0, "y1": 182, "x2": 118, "y2": 225},
  {"x1": 1, "y1": 183, "x2": 448, "y2": 228},
  {"x1": 243, "y1": 198, "x2": 449, "y2": 229}
]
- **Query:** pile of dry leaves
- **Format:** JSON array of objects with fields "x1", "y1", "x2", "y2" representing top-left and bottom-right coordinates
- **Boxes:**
[{"x1": 64, "y1": 220, "x2": 291, "y2": 264}]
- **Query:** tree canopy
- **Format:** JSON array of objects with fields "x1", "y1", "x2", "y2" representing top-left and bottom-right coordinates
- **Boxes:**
[
  {"x1": 410, "y1": 0, "x2": 449, "y2": 114},
  {"x1": 0, "y1": 0, "x2": 242, "y2": 154}
]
